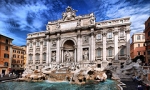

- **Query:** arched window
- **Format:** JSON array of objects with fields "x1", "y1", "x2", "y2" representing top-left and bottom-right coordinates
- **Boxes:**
[{"x1": 137, "y1": 35, "x2": 140, "y2": 40}]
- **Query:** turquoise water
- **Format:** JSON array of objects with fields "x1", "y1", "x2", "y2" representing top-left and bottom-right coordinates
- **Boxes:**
[{"x1": 0, "y1": 79, "x2": 118, "y2": 90}]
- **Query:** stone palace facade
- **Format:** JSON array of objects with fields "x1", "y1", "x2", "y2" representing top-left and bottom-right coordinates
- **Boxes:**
[{"x1": 26, "y1": 7, "x2": 131, "y2": 70}]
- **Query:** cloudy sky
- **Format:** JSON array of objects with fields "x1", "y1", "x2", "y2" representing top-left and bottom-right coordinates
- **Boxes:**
[{"x1": 0, "y1": 0, "x2": 150, "y2": 46}]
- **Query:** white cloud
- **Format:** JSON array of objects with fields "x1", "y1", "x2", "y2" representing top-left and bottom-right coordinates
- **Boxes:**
[{"x1": 106, "y1": 4, "x2": 150, "y2": 36}]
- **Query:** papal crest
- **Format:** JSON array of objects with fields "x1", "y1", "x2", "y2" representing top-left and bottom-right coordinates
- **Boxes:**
[{"x1": 62, "y1": 6, "x2": 77, "y2": 21}]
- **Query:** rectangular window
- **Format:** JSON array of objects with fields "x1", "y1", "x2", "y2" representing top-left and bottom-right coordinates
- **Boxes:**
[
  {"x1": 5, "y1": 46, "x2": 8, "y2": 51},
  {"x1": 97, "y1": 49, "x2": 101, "y2": 56},
  {"x1": 29, "y1": 43, "x2": 32, "y2": 48},
  {"x1": 137, "y1": 51, "x2": 140, "y2": 55},
  {"x1": 107, "y1": 32, "x2": 112, "y2": 39},
  {"x1": 36, "y1": 54, "x2": 40, "y2": 60},
  {"x1": 96, "y1": 34, "x2": 101, "y2": 39},
  {"x1": 120, "y1": 31, "x2": 124, "y2": 37},
  {"x1": 29, "y1": 55, "x2": 33, "y2": 60},
  {"x1": 147, "y1": 51, "x2": 150, "y2": 55},
  {"x1": 36, "y1": 41, "x2": 40, "y2": 46},
  {"x1": 138, "y1": 44, "x2": 140, "y2": 47},
  {"x1": 4, "y1": 54, "x2": 9, "y2": 58},
  {"x1": 108, "y1": 49, "x2": 112, "y2": 57},
  {"x1": 144, "y1": 52, "x2": 146, "y2": 55},
  {"x1": 43, "y1": 54, "x2": 46, "y2": 60},
  {"x1": 43, "y1": 41, "x2": 47, "y2": 46},
  {"x1": 120, "y1": 48, "x2": 124, "y2": 55}
]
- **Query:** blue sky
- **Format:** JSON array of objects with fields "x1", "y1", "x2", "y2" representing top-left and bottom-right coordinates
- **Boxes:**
[{"x1": 0, "y1": 0, "x2": 150, "y2": 46}]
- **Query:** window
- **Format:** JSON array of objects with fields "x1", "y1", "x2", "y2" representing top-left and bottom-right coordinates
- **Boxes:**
[
  {"x1": 36, "y1": 66, "x2": 38, "y2": 69},
  {"x1": 43, "y1": 41, "x2": 47, "y2": 46},
  {"x1": 17, "y1": 60, "x2": 20, "y2": 63},
  {"x1": 29, "y1": 54, "x2": 33, "y2": 60},
  {"x1": 18, "y1": 55, "x2": 20, "y2": 58},
  {"x1": 43, "y1": 53, "x2": 46, "y2": 60},
  {"x1": 4, "y1": 54, "x2": 9, "y2": 58},
  {"x1": 5, "y1": 46, "x2": 8, "y2": 51},
  {"x1": 108, "y1": 49, "x2": 112, "y2": 57},
  {"x1": 29, "y1": 43, "x2": 32, "y2": 48},
  {"x1": 36, "y1": 41, "x2": 40, "y2": 47},
  {"x1": 138, "y1": 44, "x2": 140, "y2": 47},
  {"x1": 120, "y1": 31, "x2": 124, "y2": 37},
  {"x1": 144, "y1": 52, "x2": 146, "y2": 55},
  {"x1": 148, "y1": 31, "x2": 150, "y2": 37},
  {"x1": 137, "y1": 35, "x2": 140, "y2": 40},
  {"x1": 96, "y1": 34, "x2": 101, "y2": 39},
  {"x1": 6, "y1": 39, "x2": 8, "y2": 44},
  {"x1": 107, "y1": 32, "x2": 112, "y2": 39},
  {"x1": 147, "y1": 51, "x2": 150, "y2": 55},
  {"x1": 97, "y1": 49, "x2": 101, "y2": 56},
  {"x1": 36, "y1": 54, "x2": 40, "y2": 60},
  {"x1": 137, "y1": 51, "x2": 140, "y2": 55},
  {"x1": 4, "y1": 62, "x2": 8, "y2": 66},
  {"x1": 142, "y1": 35, "x2": 145, "y2": 39},
  {"x1": 120, "y1": 48, "x2": 125, "y2": 55}
]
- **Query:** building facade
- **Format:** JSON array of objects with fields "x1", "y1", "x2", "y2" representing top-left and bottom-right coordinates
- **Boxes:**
[
  {"x1": 12, "y1": 45, "x2": 26, "y2": 73},
  {"x1": 130, "y1": 33, "x2": 145, "y2": 59},
  {"x1": 144, "y1": 17, "x2": 150, "y2": 64},
  {"x1": 0, "y1": 34, "x2": 13, "y2": 75},
  {"x1": 26, "y1": 7, "x2": 131, "y2": 70}
]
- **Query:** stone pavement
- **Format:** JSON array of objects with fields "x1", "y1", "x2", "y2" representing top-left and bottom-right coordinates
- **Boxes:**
[{"x1": 0, "y1": 74, "x2": 17, "y2": 82}]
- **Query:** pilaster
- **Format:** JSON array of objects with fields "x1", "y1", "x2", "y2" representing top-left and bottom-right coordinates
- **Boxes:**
[
  {"x1": 102, "y1": 32, "x2": 107, "y2": 61},
  {"x1": 125, "y1": 28, "x2": 130, "y2": 58},
  {"x1": 33, "y1": 41, "x2": 36, "y2": 65},
  {"x1": 113, "y1": 29, "x2": 118, "y2": 60}
]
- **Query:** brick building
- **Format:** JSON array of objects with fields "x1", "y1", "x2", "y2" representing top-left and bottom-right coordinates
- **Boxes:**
[
  {"x1": 12, "y1": 45, "x2": 26, "y2": 74},
  {"x1": 144, "y1": 17, "x2": 150, "y2": 64},
  {"x1": 130, "y1": 33, "x2": 145, "y2": 59},
  {"x1": 0, "y1": 34, "x2": 13, "y2": 75}
]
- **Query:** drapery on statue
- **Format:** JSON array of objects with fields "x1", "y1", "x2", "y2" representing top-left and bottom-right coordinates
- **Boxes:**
[
  {"x1": 65, "y1": 50, "x2": 71, "y2": 62},
  {"x1": 83, "y1": 49, "x2": 88, "y2": 60},
  {"x1": 51, "y1": 52, "x2": 56, "y2": 62}
]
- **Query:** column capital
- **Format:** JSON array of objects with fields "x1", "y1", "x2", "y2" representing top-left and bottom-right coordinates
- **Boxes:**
[
  {"x1": 113, "y1": 31, "x2": 118, "y2": 35},
  {"x1": 125, "y1": 29, "x2": 130, "y2": 33}
]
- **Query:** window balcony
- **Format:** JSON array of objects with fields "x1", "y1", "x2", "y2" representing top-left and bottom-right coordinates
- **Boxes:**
[
  {"x1": 35, "y1": 60, "x2": 40, "y2": 64},
  {"x1": 28, "y1": 61, "x2": 33, "y2": 64}
]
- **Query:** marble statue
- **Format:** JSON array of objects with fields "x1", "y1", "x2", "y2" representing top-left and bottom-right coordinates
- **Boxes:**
[
  {"x1": 51, "y1": 52, "x2": 56, "y2": 62},
  {"x1": 52, "y1": 40, "x2": 56, "y2": 47},
  {"x1": 65, "y1": 50, "x2": 71, "y2": 62},
  {"x1": 83, "y1": 49, "x2": 88, "y2": 60}
]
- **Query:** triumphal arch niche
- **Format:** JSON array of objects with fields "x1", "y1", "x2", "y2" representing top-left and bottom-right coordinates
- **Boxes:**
[{"x1": 27, "y1": 6, "x2": 131, "y2": 70}]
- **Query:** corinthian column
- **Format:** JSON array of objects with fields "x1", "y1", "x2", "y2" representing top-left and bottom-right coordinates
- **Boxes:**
[
  {"x1": 77, "y1": 30, "x2": 81, "y2": 62},
  {"x1": 113, "y1": 30, "x2": 118, "y2": 60},
  {"x1": 125, "y1": 27, "x2": 130, "y2": 58},
  {"x1": 46, "y1": 35, "x2": 50, "y2": 65},
  {"x1": 40, "y1": 40, "x2": 43, "y2": 64},
  {"x1": 91, "y1": 28, "x2": 95, "y2": 61},
  {"x1": 56, "y1": 34, "x2": 60, "y2": 63},
  {"x1": 33, "y1": 40, "x2": 36, "y2": 65},
  {"x1": 102, "y1": 32, "x2": 107, "y2": 61}
]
